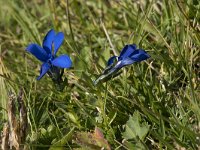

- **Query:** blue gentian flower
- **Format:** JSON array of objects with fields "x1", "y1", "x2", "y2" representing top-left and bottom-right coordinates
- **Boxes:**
[
  {"x1": 94, "y1": 44, "x2": 150, "y2": 85},
  {"x1": 26, "y1": 29, "x2": 72, "y2": 80}
]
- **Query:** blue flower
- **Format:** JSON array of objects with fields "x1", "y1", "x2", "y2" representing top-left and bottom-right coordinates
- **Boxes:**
[
  {"x1": 94, "y1": 44, "x2": 150, "y2": 85},
  {"x1": 107, "y1": 44, "x2": 150, "y2": 68},
  {"x1": 26, "y1": 29, "x2": 72, "y2": 80}
]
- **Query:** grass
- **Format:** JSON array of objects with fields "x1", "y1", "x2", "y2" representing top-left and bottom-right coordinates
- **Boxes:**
[{"x1": 0, "y1": 0, "x2": 199, "y2": 149}]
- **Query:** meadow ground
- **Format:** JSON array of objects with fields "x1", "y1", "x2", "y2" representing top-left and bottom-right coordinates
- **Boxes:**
[{"x1": 0, "y1": 0, "x2": 199, "y2": 149}]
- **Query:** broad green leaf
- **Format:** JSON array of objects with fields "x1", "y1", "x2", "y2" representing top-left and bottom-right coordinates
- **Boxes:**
[
  {"x1": 49, "y1": 127, "x2": 75, "y2": 150},
  {"x1": 123, "y1": 111, "x2": 149, "y2": 140}
]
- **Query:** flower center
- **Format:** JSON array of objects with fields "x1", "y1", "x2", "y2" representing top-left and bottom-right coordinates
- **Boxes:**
[{"x1": 47, "y1": 56, "x2": 54, "y2": 65}]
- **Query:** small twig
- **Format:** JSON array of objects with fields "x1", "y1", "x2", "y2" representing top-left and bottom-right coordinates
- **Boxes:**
[
  {"x1": 66, "y1": 0, "x2": 77, "y2": 50},
  {"x1": 100, "y1": 19, "x2": 118, "y2": 56}
]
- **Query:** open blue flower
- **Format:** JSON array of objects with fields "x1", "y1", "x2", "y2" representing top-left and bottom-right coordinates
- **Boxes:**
[
  {"x1": 26, "y1": 29, "x2": 72, "y2": 80},
  {"x1": 107, "y1": 44, "x2": 150, "y2": 68},
  {"x1": 94, "y1": 44, "x2": 150, "y2": 85}
]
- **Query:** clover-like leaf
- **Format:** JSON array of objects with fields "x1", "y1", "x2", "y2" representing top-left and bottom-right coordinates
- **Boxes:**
[{"x1": 123, "y1": 111, "x2": 149, "y2": 140}]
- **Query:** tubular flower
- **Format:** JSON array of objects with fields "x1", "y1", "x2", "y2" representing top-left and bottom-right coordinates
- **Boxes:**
[
  {"x1": 94, "y1": 44, "x2": 150, "y2": 85},
  {"x1": 26, "y1": 29, "x2": 72, "y2": 80}
]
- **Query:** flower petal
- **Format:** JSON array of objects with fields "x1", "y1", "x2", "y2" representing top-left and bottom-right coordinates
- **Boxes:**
[
  {"x1": 115, "y1": 50, "x2": 150, "y2": 69},
  {"x1": 130, "y1": 49, "x2": 150, "y2": 62},
  {"x1": 119, "y1": 44, "x2": 137, "y2": 60},
  {"x1": 26, "y1": 44, "x2": 49, "y2": 62},
  {"x1": 107, "y1": 56, "x2": 117, "y2": 66},
  {"x1": 53, "y1": 32, "x2": 64, "y2": 56},
  {"x1": 114, "y1": 58, "x2": 136, "y2": 69},
  {"x1": 42, "y1": 29, "x2": 56, "y2": 54},
  {"x1": 37, "y1": 63, "x2": 50, "y2": 80},
  {"x1": 51, "y1": 55, "x2": 72, "y2": 68}
]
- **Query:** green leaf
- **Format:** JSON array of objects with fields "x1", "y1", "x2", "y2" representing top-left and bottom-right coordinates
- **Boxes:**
[
  {"x1": 123, "y1": 111, "x2": 149, "y2": 140},
  {"x1": 49, "y1": 127, "x2": 75, "y2": 150}
]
